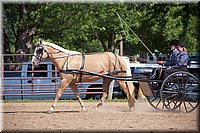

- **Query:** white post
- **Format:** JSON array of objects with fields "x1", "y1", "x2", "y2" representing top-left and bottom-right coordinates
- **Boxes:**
[
  {"x1": 120, "y1": 39, "x2": 123, "y2": 56},
  {"x1": 108, "y1": 80, "x2": 115, "y2": 100}
]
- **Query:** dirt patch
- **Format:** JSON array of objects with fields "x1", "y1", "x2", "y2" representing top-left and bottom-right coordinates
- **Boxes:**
[{"x1": 2, "y1": 100, "x2": 199, "y2": 132}]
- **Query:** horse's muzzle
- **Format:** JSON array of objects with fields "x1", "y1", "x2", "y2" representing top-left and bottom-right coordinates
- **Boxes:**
[{"x1": 31, "y1": 56, "x2": 40, "y2": 66}]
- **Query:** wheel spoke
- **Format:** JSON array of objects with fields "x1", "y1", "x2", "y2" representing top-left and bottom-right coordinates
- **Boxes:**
[
  {"x1": 183, "y1": 75, "x2": 190, "y2": 89},
  {"x1": 164, "y1": 100, "x2": 171, "y2": 108},
  {"x1": 164, "y1": 97, "x2": 181, "y2": 110},
  {"x1": 155, "y1": 99, "x2": 162, "y2": 108},
  {"x1": 187, "y1": 101, "x2": 194, "y2": 109},
  {"x1": 184, "y1": 79, "x2": 196, "y2": 91},
  {"x1": 178, "y1": 102, "x2": 181, "y2": 111},
  {"x1": 175, "y1": 76, "x2": 181, "y2": 89},
  {"x1": 149, "y1": 97, "x2": 157, "y2": 102},
  {"x1": 167, "y1": 77, "x2": 179, "y2": 90},
  {"x1": 183, "y1": 101, "x2": 188, "y2": 112},
  {"x1": 172, "y1": 100, "x2": 180, "y2": 108},
  {"x1": 184, "y1": 94, "x2": 197, "y2": 103},
  {"x1": 162, "y1": 92, "x2": 178, "y2": 100},
  {"x1": 147, "y1": 96, "x2": 163, "y2": 110}
]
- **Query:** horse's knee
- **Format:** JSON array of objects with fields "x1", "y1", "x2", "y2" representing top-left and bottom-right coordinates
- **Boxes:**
[
  {"x1": 56, "y1": 93, "x2": 62, "y2": 98},
  {"x1": 102, "y1": 92, "x2": 108, "y2": 97}
]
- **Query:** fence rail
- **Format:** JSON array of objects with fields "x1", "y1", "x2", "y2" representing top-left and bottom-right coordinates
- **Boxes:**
[{"x1": 1, "y1": 54, "x2": 104, "y2": 100}]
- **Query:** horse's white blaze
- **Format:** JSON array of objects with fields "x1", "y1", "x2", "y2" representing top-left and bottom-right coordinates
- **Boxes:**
[{"x1": 31, "y1": 56, "x2": 40, "y2": 66}]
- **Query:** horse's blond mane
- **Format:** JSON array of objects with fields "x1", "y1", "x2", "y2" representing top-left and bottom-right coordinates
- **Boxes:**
[{"x1": 42, "y1": 41, "x2": 81, "y2": 55}]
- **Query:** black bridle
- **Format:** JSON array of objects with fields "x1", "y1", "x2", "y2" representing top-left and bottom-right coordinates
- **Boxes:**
[
  {"x1": 33, "y1": 45, "x2": 46, "y2": 62},
  {"x1": 33, "y1": 44, "x2": 68, "y2": 62}
]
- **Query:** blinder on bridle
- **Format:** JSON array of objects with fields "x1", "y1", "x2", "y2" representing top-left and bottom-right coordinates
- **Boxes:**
[{"x1": 34, "y1": 45, "x2": 45, "y2": 61}]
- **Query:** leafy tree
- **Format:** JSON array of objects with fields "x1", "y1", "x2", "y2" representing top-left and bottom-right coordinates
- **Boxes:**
[
  {"x1": 3, "y1": 2, "x2": 199, "y2": 69},
  {"x1": 139, "y1": 3, "x2": 199, "y2": 55},
  {"x1": 3, "y1": 3, "x2": 38, "y2": 70}
]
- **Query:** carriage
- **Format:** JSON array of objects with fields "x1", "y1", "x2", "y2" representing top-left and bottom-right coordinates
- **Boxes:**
[
  {"x1": 32, "y1": 41, "x2": 200, "y2": 113},
  {"x1": 133, "y1": 70, "x2": 199, "y2": 113}
]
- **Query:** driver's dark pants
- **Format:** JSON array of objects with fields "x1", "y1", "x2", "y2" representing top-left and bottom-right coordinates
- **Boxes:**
[
  {"x1": 163, "y1": 66, "x2": 188, "y2": 79},
  {"x1": 151, "y1": 67, "x2": 163, "y2": 80},
  {"x1": 151, "y1": 66, "x2": 187, "y2": 80}
]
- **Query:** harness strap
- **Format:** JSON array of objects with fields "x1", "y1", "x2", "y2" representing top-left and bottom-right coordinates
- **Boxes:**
[
  {"x1": 62, "y1": 56, "x2": 69, "y2": 70},
  {"x1": 113, "y1": 53, "x2": 124, "y2": 73},
  {"x1": 79, "y1": 53, "x2": 85, "y2": 83}
]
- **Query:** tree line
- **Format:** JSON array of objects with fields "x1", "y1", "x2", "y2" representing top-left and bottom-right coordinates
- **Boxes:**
[{"x1": 3, "y1": 2, "x2": 200, "y2": 66}]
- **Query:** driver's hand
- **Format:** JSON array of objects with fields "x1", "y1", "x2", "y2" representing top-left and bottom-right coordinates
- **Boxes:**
[{"x1": 157, "y1": 61, "x2": 165, "y2": 65}]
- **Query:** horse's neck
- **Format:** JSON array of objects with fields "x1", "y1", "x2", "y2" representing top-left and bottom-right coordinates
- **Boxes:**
[
  {"x1": 44, "y1": 43, "x2": 80, "y2": 55},
  {"x1": 46, "y1": 47, "x2": 80, "y2": 70}
]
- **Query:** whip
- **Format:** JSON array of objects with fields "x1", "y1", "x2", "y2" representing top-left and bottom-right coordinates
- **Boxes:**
[{"x1": 116, "y1": 12, "x2": 157, "y2": 60}]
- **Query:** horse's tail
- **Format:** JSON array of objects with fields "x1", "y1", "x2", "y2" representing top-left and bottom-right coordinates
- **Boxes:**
[
  {"x1": 121, "y1": 57, "x2": 137, "y2": 106},
  {"x1": 122, "y1": 56, "x2": 145, "y2": 100}
]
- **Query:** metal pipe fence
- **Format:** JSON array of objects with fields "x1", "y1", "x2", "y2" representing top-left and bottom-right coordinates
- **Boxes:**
[{"x1": 1, "y1": 54, "x2": 103, "y2": 100}]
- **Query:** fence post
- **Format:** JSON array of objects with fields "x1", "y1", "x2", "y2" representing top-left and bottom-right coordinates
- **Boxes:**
[
  {"x1": 108, "y1": 80, "x2": 115, "y2": 100},
  {"x1": 120, "y1": 38, "x2": 123, "y2": 56}
]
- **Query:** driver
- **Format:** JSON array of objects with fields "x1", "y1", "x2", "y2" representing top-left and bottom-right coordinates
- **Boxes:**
[
  {"x1": 157, "y1": 39, "x2": 179, "y2": 66},
  {"x1": 150, "y1": 39, "x2": 179, "y2": 80},
  {"x1": 163, "y1": 41, "x2": 189, "y2": 79}
]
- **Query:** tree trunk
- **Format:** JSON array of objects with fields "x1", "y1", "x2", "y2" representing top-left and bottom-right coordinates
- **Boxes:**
[
  {"x1": 14, "y1": 3, "x2": 36, "y2": 67},
  {"x1": 100, "y1": 40, "x2": 108, "y2": 52},
  {"x1": 3, "y1": 29, "x2": 15, "y2": 70},
  {"x1": 108, "y1": 32, "x2": 115, "y2": 53},
  {"x1": 3, "y1": 30, "x2": 11, "y2": 55},
  {"x1": 15, "y1": 27, "x2": 36, "y2": 55}
]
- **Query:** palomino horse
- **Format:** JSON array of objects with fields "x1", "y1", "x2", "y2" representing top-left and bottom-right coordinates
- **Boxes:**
[{"x1": 31, "y1": 41, "x2": 137, "y2": 113}]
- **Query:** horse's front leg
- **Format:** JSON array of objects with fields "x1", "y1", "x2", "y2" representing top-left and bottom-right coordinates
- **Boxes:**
[
  {"x1": 96, "y1": 78, "x2": 113, "y2": 110},
  {"x1": 69, "y1": 83, "x2": 86, "y2": 111},
  {"x1": 47, "y1": 79, "x2": 69, "y2": 114}
]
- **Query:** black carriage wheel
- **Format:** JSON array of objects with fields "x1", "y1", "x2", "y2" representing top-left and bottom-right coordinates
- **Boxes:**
[
  {"x1": 160, "y1": 71, "x2": 200, "y2": 113},
  {"x1": 146, "y1": 96, "x2": 164, "y2": 110}
]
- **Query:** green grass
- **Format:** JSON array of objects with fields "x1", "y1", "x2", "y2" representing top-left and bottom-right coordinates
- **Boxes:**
[{"x1": 2, "y1": 98, "x2": 128, "y2": 103}]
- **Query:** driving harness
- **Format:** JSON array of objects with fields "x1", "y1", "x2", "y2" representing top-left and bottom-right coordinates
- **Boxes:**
[
  {"x1": 59, "y1": 52, "x2": 126, "y2": 83},
  {"x1": 78, "y1": 53, "x2": 85, "y2": 83}
]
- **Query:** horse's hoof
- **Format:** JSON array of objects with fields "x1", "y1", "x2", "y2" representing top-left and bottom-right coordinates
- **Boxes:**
[
  {"x1": 95, "y1": 106, "x2": 102, "y2": 111},
  {"x1": 129, "y1": 106, "x2": 135, "y2": 111},
  {"x1": 47, "y1": 110, "x2": 53, "y2": 114},
  {"x1": 82, "y1": 107, "x2": 87, "y2": 111}
]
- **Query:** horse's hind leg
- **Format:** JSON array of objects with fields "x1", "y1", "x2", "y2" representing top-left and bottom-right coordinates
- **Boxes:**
[
  {"x1": 69, "y1": 83, "x2": 86, "y2": 111},
  {"x1": 96, "y1": 78, "x2": 113, "y2": 110},
  {"x1": 117, "y1": 81, "x2": 136, "y2": 111}
]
